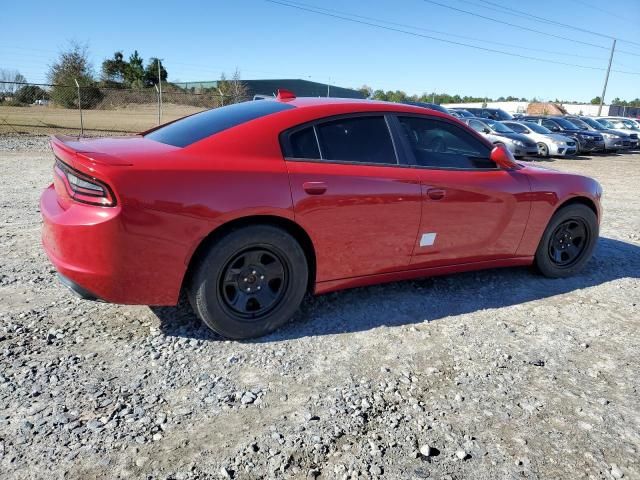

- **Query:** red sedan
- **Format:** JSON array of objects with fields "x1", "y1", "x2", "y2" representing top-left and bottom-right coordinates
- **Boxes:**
[{"x1": 41, "y1": 92, "x2": 602, "y2": 339}]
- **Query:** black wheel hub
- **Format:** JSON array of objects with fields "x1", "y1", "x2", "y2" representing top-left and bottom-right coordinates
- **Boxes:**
[
  {"x1": 220, "y1": 248, "x2": 287, "y2": 319},
  {"x1": 548, "y1": 218, "x2": 588, "y2": 267}
]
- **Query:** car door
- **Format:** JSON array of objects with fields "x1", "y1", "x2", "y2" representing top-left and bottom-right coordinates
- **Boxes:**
[
  {"x1": 393, "y1": 115, "x2": 531, "y2": 268},
  {"x1": 282, "y1": 114, "x2": 423, "y2": 282}
]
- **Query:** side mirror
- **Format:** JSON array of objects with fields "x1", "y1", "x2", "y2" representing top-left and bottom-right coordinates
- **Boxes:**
[
  {"x1": 490, "y1": 145, "x2": 518, "y2": 169},
  {"x1": 483, "y1": 128, "x2": 491, "y2": 134}
]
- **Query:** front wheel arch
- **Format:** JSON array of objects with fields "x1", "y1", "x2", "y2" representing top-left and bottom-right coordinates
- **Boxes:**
[{"x1": 553, "y1": 196, "x2": 599, "y2": 222}]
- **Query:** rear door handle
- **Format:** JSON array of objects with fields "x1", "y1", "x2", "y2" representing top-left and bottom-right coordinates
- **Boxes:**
[
  {"x1": 427, "y1": 188, "x2": 446, "y2": 200},
  {"x1": 303, "y1": 181, "x2": 327, "y2": 195}
]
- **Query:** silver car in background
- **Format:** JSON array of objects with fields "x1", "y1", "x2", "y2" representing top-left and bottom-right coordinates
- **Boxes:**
[
  {"x1": 464, "y1": 118, "x2": 539, "y2": 157},
  {"x1": 502, "y1": 121, "x2": 576, "y2": 157},
  {"x1": 573, "y1": 116, "x2": 631, "y2": 151},
  {"x1": 595, "y1": 118, "x2": 639, "y2": 148}
]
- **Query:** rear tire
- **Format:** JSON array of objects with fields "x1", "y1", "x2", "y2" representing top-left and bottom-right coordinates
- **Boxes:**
[
  {"x1": 534, "y1": 204, "x2": 598, "y2": 278},
  {"x1": 188, "y1": 225, "x2": 308, "y2": 339}
]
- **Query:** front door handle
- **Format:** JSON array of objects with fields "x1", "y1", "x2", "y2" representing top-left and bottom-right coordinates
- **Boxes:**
[
  {"x1": 303, "y1": 181, "x2": 327, "y2": 195},
  {"x1": 427, "y1": 188, "x2": 446, "y2": 200}
]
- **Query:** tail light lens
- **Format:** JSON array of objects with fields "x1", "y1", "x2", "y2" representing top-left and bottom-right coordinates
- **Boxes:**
[{"x1": 54, "y1": 159, "x2": 116, "y2": 207}]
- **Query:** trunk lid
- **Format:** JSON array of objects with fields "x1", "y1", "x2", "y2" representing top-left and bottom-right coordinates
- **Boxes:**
[{"x1": 50, "y1": 134, "x2": 179, "y2": 169}]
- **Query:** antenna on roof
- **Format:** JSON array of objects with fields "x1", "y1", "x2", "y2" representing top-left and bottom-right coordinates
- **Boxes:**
[{"x1": 276, "y1": 89, "x2": 296, "y2": 101}]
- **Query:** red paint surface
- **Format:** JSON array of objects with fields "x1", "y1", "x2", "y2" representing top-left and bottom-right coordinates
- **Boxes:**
[{"x1": 41, "y1": 98, "x2": 602, "y2": 305}]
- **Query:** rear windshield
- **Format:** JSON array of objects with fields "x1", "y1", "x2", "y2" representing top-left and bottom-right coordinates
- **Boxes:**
[{"x1": 145, "y1": 101, "x2": 295, "y2": 147}]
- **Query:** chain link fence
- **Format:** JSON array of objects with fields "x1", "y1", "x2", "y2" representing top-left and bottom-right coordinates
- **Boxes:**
[{"x1": 0, "y1": 81, "x2": 232, "y2": 135}]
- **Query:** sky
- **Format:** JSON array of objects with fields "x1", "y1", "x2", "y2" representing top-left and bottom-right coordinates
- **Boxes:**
[{"x1": 2, "y1": 0, "x2": 639, "y2": 102}]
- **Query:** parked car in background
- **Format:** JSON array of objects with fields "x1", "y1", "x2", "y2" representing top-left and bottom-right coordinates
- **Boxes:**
[
  {"x1": 594, "y1": 118, "x2": 639, "y2": 148},
  {"x1": 464, "y1": 107, "x2": 513, "y2": 121},
  {"x1": 567, "y1": 116, "x2": 630, "y2": 152},
  {"x1": 502, "y1": 121, "x2": 577, "y2": 157},
  {"x1": 403, "y1": 101, "x2": 452, "y2": 115},
  {"x1": 521, "y1": 116, "x2": 605, "y2": 153},
  {"x1": 448, "y1": 108, "x2": 474, "y2": 118},
  {"x1": 40, "y1": 94, "x2": 603, "y2": 339},
  {"x1": 464, "y1": 117, "x2": 538, "y2": 157}
]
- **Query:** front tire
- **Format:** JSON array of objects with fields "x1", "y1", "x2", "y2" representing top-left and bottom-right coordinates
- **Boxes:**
[
  {"x1": 537, "y1": 142, "x2": 549, "y2": 158},
  {"x1": 534, "y1": 204, "x2": 598, "y2": 278},
  {"x1": 188, "y1": 225, "x2": 309, "y2": 339}
]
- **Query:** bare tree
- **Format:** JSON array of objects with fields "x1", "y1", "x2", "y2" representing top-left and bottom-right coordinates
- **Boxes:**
[
  {"x1": 0, "y1": 69, "x2": 27, "y2": 95},
  {"x1": 216, "y1": 69, "x2": 249, "y2": 106}
]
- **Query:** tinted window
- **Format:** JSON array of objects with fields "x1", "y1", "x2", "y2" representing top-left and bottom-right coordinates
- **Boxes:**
[
  {"x1": 289, "y1": 127, "x2": 320, "y2": 159},
  {"x1": 553, "y1": 117, "x2": 580, "y2": 130},
  {"x1": 315, "y1": 116, "x2": 397, "y2": 164},
  {"x1": 145, "y1": 101, "x2": 294, "y2": 147},
  {"x1": 542, "y1": 119, "x2": 560, "y2": 131},
  {"x1": 398, "y1": 116, "x2": 494, "y2": 169},
  {"x1": 468, "y1": 119, "x2": 488, "y2": 133},
  {"x1": 505, "y1": 122, "x2": 527, "y2": 133}
]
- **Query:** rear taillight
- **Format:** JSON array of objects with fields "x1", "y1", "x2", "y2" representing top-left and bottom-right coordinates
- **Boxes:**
[{"x1": 54, "y1": 159, "x2": 116, "y2": 207}]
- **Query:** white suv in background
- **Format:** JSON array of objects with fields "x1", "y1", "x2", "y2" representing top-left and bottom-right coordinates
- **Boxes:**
[{"x1": 502, "y1": 121, "x2": 577, "y2": 157}]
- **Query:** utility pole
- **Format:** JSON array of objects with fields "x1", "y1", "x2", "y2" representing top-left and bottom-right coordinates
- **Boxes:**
[
  {"x1": 74, "y1": 78, "x2": 83, "y2": 136},
  {"x1": 598, "y1": 39, "x2": 616, "y2": 116},
  {"x1": 157, "y1": 59, "x2": 163, "y2": 123}
]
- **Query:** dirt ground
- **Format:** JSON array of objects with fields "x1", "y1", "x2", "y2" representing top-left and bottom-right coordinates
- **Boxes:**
[
  {"x1": 0, "y1": 135, "x2": 638, "y2": 480},
  {"x1": 0, "y1": 104, "x2": 204, "y2": 135}
]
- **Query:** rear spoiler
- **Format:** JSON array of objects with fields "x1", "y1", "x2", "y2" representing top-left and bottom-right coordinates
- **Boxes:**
[{"x1": 50, "y1": 135, "x2": 133, "y2": 167}]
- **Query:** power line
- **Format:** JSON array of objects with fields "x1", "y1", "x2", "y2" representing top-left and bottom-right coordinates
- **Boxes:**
[
  {"x1": 266, "y1": 0, "x2": 640, "y2": 75},
  {"x1": 276, "y1": 0, "x2": 611, "y2": 62},
  {"x1": 568, "y1": 0, "x2": 639, "y2": 25},
  {"x1": 472, "y1": 0, "x2": 640, "y2": 48},
  {"x1": 421, "y1": 0, "x2": 640, "y2": 57}
]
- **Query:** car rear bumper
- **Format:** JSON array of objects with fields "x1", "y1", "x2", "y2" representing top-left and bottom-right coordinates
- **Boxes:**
[{"x1": 40, "y1": 184, "x2": 182, "y2": 305}]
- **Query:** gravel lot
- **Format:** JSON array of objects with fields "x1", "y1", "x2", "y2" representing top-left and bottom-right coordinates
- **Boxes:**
[{"x1": 1, "y1": 134, "x2": 639, "y2": 480}]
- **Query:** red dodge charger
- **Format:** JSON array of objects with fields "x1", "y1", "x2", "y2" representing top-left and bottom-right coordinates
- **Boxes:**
[{"x1": 41, "y1": 92, "x2": 602, "y2": 338}]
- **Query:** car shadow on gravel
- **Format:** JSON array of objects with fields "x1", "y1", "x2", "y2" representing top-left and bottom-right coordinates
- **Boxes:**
[{"x1": 152, "y1": 237, "x2": 640, "y2": 342}]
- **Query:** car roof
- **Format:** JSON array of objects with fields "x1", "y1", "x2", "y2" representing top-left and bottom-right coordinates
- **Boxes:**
[{"x1": 272, "y1": 97, "x2": 458, "y2": 119}]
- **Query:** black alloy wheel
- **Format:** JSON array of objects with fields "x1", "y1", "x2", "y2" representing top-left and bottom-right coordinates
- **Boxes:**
[
  {"x1": 188, "y1": 225, "x2": 308, "y2": 339},
  {"x1": 220, "y1": 248, "x2": 287, "y2": 319},
  {"x1": 547, "y1": 218, "x2": 589, "y2": 268}
]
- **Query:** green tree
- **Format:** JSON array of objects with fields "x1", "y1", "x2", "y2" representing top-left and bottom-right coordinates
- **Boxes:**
[
  {"x1": 15, "y1": 85, "x2": 49, "y2": 104},
  {"x1": 101, "y1": 51, "x2": 127, "y2": 85},
  {"x1": 357, "y1": 84, "x2": 373, "y2": 99},
  {"x1": 47, "y1": 42, "x2": 102, "y2": 108},
  {"x1": 590, "y1": 96, "x2": 602, "y2": 105},
  {"x1": 125, "y1": 50, "x2": 145, "y2": 88},
  {"x1": 143, "y1": 58, "x2": 168, "y2": 87}
]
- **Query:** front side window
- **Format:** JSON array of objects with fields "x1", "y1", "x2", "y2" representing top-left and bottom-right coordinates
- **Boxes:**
[
  {"x1": 398, "y1": 116, "x2": 494, "y2": 169},
  {"x1": 315, "y1": 116, "x2": 397, "y2": 164}
]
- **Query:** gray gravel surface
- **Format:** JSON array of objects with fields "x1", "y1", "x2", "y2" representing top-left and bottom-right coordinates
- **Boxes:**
[{"x1": 1, "y1": 134, "x2": 639, "y2": 479}]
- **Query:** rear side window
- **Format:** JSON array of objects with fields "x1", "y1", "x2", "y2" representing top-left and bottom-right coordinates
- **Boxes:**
[
  {"x1": 315, "y1": 116, "x2": 397, "y2": 164},
  {"x1": 398, "y1": 116, "x2": 494, "y2": 169},
  {"x1": 506, "y1": 122, "x2": 527, "y2": 133},
  {"x1": 289, "y1": 127, "x2": 320, "y2": 159},
  {"x1": 145, "y1": 101, "x2": 294, "y2": 147}
]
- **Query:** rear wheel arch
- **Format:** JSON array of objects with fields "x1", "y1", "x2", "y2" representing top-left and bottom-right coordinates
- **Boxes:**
[{"x1": 183, "y1": 215, "x2": 317, "y2": 295}]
